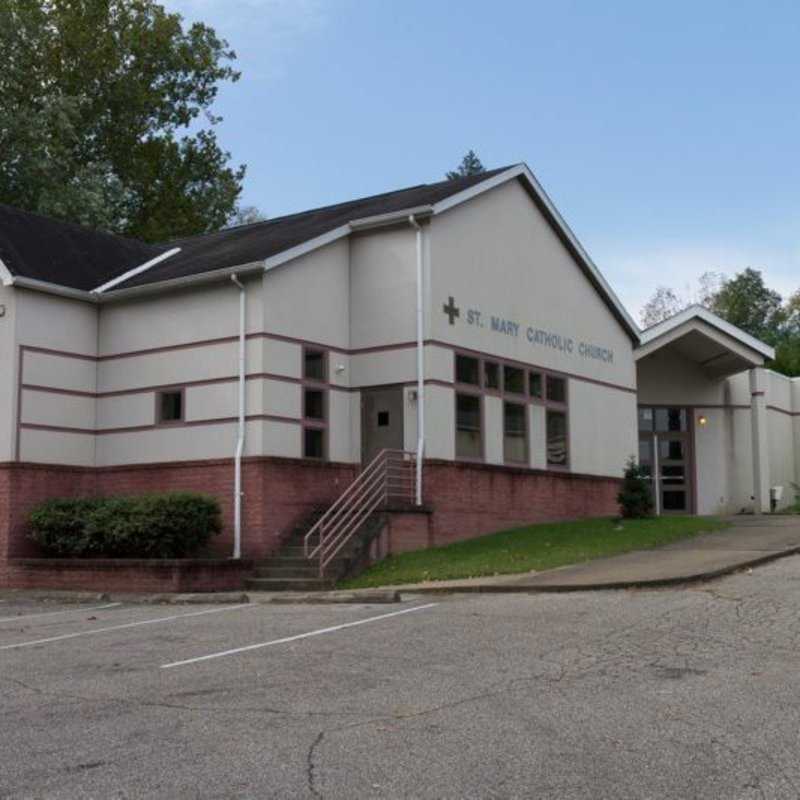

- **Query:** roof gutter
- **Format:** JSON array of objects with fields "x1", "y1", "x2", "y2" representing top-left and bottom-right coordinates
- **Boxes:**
[
  {"x1": 98, "y1": 260, "x2": 265, "y2": 302},
  {"x1": 5, "y1": 275, "x2": 99, "y2": 303}
]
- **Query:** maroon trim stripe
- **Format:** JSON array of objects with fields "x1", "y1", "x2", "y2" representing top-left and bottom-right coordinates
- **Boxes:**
[
  {"x1": 20, "y1": 334, "x2": 638, "y2": 396},
  {"x1": 19, "y1": 413, "x2": 303, "y2": 437}
]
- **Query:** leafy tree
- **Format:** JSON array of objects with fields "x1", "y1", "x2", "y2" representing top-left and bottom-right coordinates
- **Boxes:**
[
  {"x1": 226, "y1": 205, "x2": 267, "y2": 229},
  {"x1": 708, "y1": 268, "x2": 786, "y2": 345},
  {"x1": 640, "y1": 286, "x2": 684, "y2": 328},
  {"x1": 446, "y1": 150, "x2": 486, "y2": 180},
  {"x1": 640, "y1": 267, "x2": 800, "y2": 377},
  {"x1": 0, "y1": 0, "x2": 244, "y2": 241},
  {"x1": 639, "y1": 271, "x2": 723, "y2": 327}
]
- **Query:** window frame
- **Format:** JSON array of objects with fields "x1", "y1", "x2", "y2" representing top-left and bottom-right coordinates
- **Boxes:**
[
  {"x1": 503, "y1": 400, "x2": 529, "y2": 465},
  {"x1": 454, "y1": 390, "x2": 484, "y2": 462},
  {"x1": 155, "y1": 387, "x2": 186, "y2": 427},
  {"x1": 301, "y1": 346, "x2": 329, "y2": 460},
  {"x1": 451, "y1": 350, "x2": 569, "y2": 469}
]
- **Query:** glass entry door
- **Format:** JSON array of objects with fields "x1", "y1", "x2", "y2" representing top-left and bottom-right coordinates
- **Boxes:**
[{"x1": 638, "y1": 407, "x2": 693, "y2": 514}]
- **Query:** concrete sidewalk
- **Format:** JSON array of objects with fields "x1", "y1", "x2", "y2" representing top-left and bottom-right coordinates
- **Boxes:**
[{"x1": 381, "y1": 515, "x2": 800, "y2": 595}]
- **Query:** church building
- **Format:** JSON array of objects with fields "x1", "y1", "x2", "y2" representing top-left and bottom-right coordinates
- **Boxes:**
[{"x1": 0, "y1": 164, "x2": 797, "y2": 587}]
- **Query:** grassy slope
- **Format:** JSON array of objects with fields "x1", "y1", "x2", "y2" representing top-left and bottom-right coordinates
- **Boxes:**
[{"x1": 340, "y1": 516, "x2": 728, "y2": 589}]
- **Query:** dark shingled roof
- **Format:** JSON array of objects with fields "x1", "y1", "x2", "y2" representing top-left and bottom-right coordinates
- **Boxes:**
[
  {"x1": 0, "y1": 204, "x2": 165, "y2": 291},
  {"x1": 0, "y1": 167, "x2": 512, "y2": 292},
  {"x1": 114, "y1": 166, "x2": 513, "y2": 290}
]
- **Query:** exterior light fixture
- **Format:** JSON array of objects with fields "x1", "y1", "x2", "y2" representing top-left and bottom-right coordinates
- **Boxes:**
[{"x1": 698, "y1": 415, "x2": 708, "y2": 427}]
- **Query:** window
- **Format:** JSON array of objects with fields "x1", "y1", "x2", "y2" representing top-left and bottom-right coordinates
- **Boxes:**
[
  {"x1": 655, "y1": 407, "x2": 686, "y2": 432},
  {"x1": 546, "y1": 376, "x2": 566, "y2": 404},
  {"x1": 156, "y1": 389, "x2": 184, "y2": 424},
  {"x1": 377, "y1": 411, "x2": 390, "y2": 427},
  {"x1": 304, "y1": 389, "x2": 325, "y2": 420},
  {"x1": 503, "y1": 365, "x2": 525, "y2": 395},
  {"x1": 304, "y1": 427, "x2": 325, "y2": 459},
  {"x1": 302, "y1": 347, "x2": 328, "y2": 459},
  {"x1": 455, "y1": 354, "x2": 480, "y2": 385},
  {"x1": 504, "y1": 402, "x2": 527, "y2": 463},
  {"x1": 484, "y1": 361, "x2": 500, "y2": 390},
  {"x1": 456, "y1": 394, "x2": 482, "y2": 459},
  {"x1": 303, "y1": 349, "x2": 326, "y2": 381},
  {"x1": 546, "y1": 410, "x2": 568, "y2": 466},
  {"x1": 451, "y1": 354, "x2": 569, "y2": 467}
]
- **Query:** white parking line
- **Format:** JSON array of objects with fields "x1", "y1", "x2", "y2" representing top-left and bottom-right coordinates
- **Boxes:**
[
  {"x1": 0, "y1": 602, "x2": 122, "y2": 624},
  {"x1": 0, "y1": 604, "x2": 252, "y2": 651},
  {"x1": 161, "y1": 602, "x2": 438, "y2": 669}
]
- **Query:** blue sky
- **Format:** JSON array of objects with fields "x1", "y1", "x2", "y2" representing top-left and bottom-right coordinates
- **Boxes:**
[{"x1": 165, "y1": 0, "x2": 800, "y2": 318}]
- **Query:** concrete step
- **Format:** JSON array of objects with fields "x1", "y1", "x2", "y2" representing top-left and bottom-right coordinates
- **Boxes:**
[{"x1": 244, "y1": 577, "x2": 335, "y2": 592}]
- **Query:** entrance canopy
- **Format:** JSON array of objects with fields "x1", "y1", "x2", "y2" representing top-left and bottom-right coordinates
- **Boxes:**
[{"x1": 636, "y1": 306, "x2": 774, "y2": 378}]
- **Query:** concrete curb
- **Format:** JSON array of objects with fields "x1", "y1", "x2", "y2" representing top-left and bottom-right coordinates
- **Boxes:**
[
  {"x1": 250, "y1": 589, "x2": 401, "y2": 605},
  {"x1": 387, "y1": 545, "x2": 800, "y2": 595},
  {"x1": 0, "y1": 589, "x2": 403, "y2": 606}
]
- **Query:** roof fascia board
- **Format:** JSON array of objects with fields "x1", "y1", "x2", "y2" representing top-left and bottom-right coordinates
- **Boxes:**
[
  {"x1": 98, "y1": 260, "x2": 264, "y2": 302},
  {"x1": 640, "y1": 305, "x2": 775, "y2": 360},
  {"x1": 431, "y1": 164, "x2": 641, "y2": 342},
  {"x1": 349, "y1": 205, "x2": 433, "y2": 231},
  {"x1": 10, "y1": 276, "x2": 98, "y2": 303},
  {"x1": 262, "y1": 224, "x2": 352, "y2": 273},
  {"x1": 0, "y1": 257, "x2": 14, "y2": 287},
  {"x1": 92, "y1": 247, "x2": 181, "y2": 294},
  {"x1": 635, "y1": 318, "x2": 769, "y2": 365}
]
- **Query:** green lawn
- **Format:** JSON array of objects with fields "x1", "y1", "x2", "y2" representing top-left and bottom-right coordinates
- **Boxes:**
[{"x1": 340, "y1": 515, "x2": 728, "y2": 589}]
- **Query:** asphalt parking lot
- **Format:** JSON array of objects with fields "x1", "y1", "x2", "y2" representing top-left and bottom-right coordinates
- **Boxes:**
[{"x1": 3, "y1": 558, "x2": 800, "y2": 800}]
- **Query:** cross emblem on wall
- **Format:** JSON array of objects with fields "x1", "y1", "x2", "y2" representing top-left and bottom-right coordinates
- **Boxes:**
[{"x1": 443, "y1": 296, "x2": 460, "y2": 325}]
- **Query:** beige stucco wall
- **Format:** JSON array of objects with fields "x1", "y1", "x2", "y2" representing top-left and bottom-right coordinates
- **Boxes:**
[
  {"x1": 14, "y1": 288, "x2": 98, "y2": 466},
  {"x1": 0, "y1": 284, "x2": 16, "y2": 461},
  {"x1": 425, "y1": 178, "x2": 637, "y2": 477},
  {"x1": 429, "y1": 179, "x2": 636, "y2": 389},
  {"x1": 637, "y1": 347, "x2": 799, "y2": 513}
]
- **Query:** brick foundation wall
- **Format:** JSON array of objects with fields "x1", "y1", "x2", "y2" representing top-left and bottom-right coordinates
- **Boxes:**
[
  {"x1": 6, "y1": 558, "x2": 253, "y2": 593},
  {"x1": 0, "y1": 457, "x2": 357, "y2": 589},
  {"x1": 0, "y1": 456, "x2": 620, "y2": 591}
]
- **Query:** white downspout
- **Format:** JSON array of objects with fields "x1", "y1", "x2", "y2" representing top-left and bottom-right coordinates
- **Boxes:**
[
  {"x1": 231, "y1": 274, "x2": 246, "y2": 558},
  {"x1": 409, "y1": 215, "x2": 424, "y2": 506}
]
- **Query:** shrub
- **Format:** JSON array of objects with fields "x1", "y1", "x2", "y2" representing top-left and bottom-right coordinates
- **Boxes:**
[
  {"x1": 28, "y1": 492, "x2": 222, "y2": 558},
  {"x1": 617, "y1": 456, "x2": 654, "y2": 519}
]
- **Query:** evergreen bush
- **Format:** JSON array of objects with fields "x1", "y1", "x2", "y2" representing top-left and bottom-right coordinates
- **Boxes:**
[
  {"x1": 28, "y1": 493, "x2": 222, "y2": 558},
  {"x1": 617, "y1": 457, "x2": 654, "y2": 519}
]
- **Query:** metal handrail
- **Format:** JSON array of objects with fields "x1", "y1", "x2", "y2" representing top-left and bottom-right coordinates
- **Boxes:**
[{"x1": 303, "y1": 449, "x2": 417, "y2": 576}]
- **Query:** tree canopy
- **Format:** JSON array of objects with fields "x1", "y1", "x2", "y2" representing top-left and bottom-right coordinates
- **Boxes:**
[
  {"x1": 640, "y1": 268, "x2": 800, "y2": 376},
  {"x1": 0, "y1": 0, "x2": 246, "y2": 241},
  {"x1": 446, "y1": 150, "x2": 486, "y2": 180}
]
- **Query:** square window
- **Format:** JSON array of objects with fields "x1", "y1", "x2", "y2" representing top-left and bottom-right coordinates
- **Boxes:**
[
  {"x1": 304, "y1": 349, "x2": 326, "y2": 381},
  {"x1": 304, "y1": 389, "x2": 325, "y2": 420},
  {"x1": 504, "y1": 365, "x2": 525, "y2": 395},
  {"x1": 484, "y1": 361, "x2": 500, "y2": 390},
  {"x1": 455, "y1": 354, "x2": 480, "y2": 385},
  {"x1": 304, "y1": 427, "x2": 325, "y2": 459},
  {"x1": 638, "y1": 407, "x2": 654, "y2": 432},
  {"x1": 529, "y1": 372, "x2": 543, "y2": 398},
  {"x1": 546, "y1": 410, "x2": 568, "y2": 466},
  {"x1": 503, "y1": 402, "x2": 527, "y2": 463},
  {"x1": 157, "y1": 390, "x2": 183, "y2": 424},
  {"x1": 655, "y1": 407, "x2": 686, "y2": 432},
  {"x1": 377, "y1": 411, "x2": 390, "y2": 427},
  {"x1": 546, "y1": 376, "x2": 566, "y2": 403},
  {"x1": 455, "y1": 393, "x2": 482, "y2": 459},
  {"x1": 662, "y1": 490, "x2": 687, "y2": 511}
]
